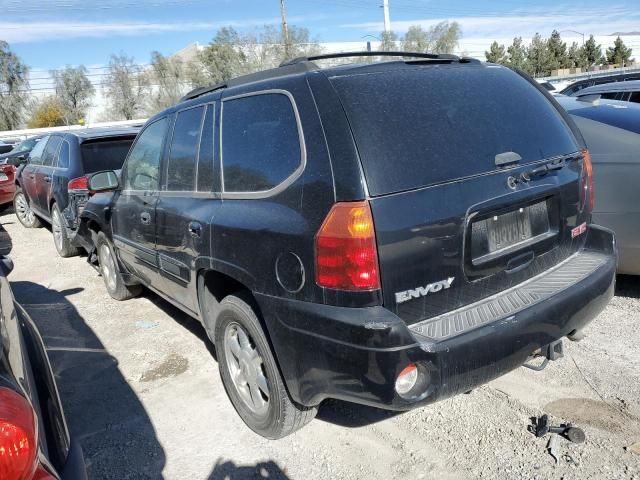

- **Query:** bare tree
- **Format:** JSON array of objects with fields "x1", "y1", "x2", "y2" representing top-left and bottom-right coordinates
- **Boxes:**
[
  {"x1": 0, "y1": 41, "x2": 30, "y2": 130},
  {"x1": 403, "y1": 26, "x2": 429, "y2": 52},
  {"x1": 428, "y1": 21, "x2": 461, "y2": 54},
  {"x1": 147, "y1": 51, "x2": 187, "y2": 113},
  {"x1": 104, "y1": 54, "x2": 149, "y2": 120},
  {"x1": 380, "y1": 31, "x2": 399, "y2": 52},
  {"x1": 52, "y1": 65, "x2": 94, "y2": 125}
]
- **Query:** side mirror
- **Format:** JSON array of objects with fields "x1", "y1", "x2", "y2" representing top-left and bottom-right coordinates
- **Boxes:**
[
  {"x1": 0, "y1": 256, "x2": 14, "y2": 275},
  {"x1": 88, "y1": 170, "x2": 119, "y2": 192},
  {"x1": 8, "y1": 155, "x2": 26, "y2": 167}
]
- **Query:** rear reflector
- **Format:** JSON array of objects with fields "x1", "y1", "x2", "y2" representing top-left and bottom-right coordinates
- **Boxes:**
[
  {"x1": 0, "y1": 388, "x2": 38, "y2": 480},
  {"x1": 315, "y1": 201, "x2": 380, "y2": 291},
  {"x1": 68, "y1": 176, "x2": 89, "y2": 191},
  {"x1": 395, "y1": 364, "x2": 419, "y2": 396},
  {"x1": 581, "y1": 150, "x2": 594, "y2": 213}
]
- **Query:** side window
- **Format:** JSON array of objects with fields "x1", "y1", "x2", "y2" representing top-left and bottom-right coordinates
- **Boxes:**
[
  {"x1": 166, "y1": 106, "x2": 204, "y2": 191},
  {"x1": 42, "y1": 136, "x2": 62, "y2": 166},
  {"x1": 222, "y1": 93, "x2": 302, "y2": 193},
  {"x1": 600, "y1": 92, "x2": 618, "y2": 100},
  {"x1": 28, "y1": 135, "x2": 49, "y2": 165},
  {"x1": 124, "y1": 118, "x2": 168, "y2": 191},
  {"x1": 58, "y1": 141, "x2": 70, "y2": 169},
  {"x1": 197, "y1": 104, "x2": 215, "y2": 192},
  {"x1": 629, "y1": 92, "x2": 640, "y2": 104}
]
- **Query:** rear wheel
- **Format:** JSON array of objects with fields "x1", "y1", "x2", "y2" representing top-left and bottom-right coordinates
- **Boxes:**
[
  {"x1": 51, "y1": 203, "x2": 80, "y2": 257},
  {"x1": 214, "y1": 293, "x2": 317, "y2": 439},
  {"x1": 13, "y1": 188, "x2": 41, "y2": 228},
  {"x1": 96, "y1": 232, "x2": 141, "y2": 300}
]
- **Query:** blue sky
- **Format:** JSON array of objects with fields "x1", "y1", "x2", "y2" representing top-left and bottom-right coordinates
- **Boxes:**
[{"x1": 3, "y1": 0, "x2": 640, "y2": 72}]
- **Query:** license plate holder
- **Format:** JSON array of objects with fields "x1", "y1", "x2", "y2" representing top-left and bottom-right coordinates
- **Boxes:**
[{"x1": 487, "y1": 207, "x2": 533, "y2": 252}]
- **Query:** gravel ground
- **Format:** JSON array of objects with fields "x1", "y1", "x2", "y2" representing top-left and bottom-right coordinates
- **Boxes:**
[{"x1": 2, "y1": 209, "x2": 639, "y2": 480}]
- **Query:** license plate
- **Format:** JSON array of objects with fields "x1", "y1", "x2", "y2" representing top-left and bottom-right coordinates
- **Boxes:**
[
  {"x1": 0, "y1": 173, "x2": 8, "y2": 181},
  {"x1": 487, "y1": 207, "x2": 532, "y2": 252}
]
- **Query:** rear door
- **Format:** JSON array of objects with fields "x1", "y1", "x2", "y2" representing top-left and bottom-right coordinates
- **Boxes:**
[
  {"x1": 35, "y1": 135, "x2": 63, "y2": 216},
  {"x1": 21, "y1": 135, "x2": 49, "y2": 211},
  {"x1": 155, "y1": 104, "x2": 216, "y2": 313},
  {"x1": 329, "y1": 64, "x2": 589, "y2": 325},
  {"x1": 112, "y1": 118, "x2": 169, "y2": 285}
]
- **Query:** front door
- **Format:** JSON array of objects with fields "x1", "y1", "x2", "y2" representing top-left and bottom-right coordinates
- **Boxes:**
[
  {"x1": 35, "y1": 135, "x2": 62, "y2": 217},
  {"x1": 112, "y1": 117, "x2": 169, "y2": 286},
  {"x1": 21, "y1": 135, "x2": 49, "y2": 214}
]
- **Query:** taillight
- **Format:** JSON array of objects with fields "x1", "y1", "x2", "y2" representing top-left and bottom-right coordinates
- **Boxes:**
[
  {"x1": 67, "y1": 176, "x2": 89, "y2": 191},
  {"x1": 315, "y1": 201, "x2": 380, "y2": 291},
  {"x1": 0, "y1": 388, "x2": 38, "y2": 480},
  {"x1": 581, "y1": 150, "x2": 594, "y2": 213}
]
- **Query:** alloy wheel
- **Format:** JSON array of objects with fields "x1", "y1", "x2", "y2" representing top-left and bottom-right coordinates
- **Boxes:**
[
  {"x1": 51, "y1": 208, "x2": 64, "y2": 252},
  {"x1": 15, "y1": 193, "x2": 35, "y2": 226},
  {"x1": 99, "y1": 243, "x2": 118, "y2": 292}
]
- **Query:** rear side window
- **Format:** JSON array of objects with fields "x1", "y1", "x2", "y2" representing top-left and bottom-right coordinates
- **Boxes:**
[
  {"x1": 629, "y1": 92, "x2": 640, "y2": 104},
  {"x1": 330, "y1": 66, "x2": 579, "y2": 195},
  {"x1": 124, "y1": 119, "x2": 168, "y2": 191},
  {"x1": 58, "y1": 141, "x2": 70, "y2": 169},
  {"x1": 222, "y1": 92, "x2": 302, "y2": 193},
  {"x1": 42, "y1": 136, "x2": 62, "y2": 166},
  {"x1": 81, "y1": 138, "x2": 135, "y2": 174},
  {"x1": 28, "y1": 136, "x2": 49, "y2": 165},
  {"x1": 166, "y1": 106, "x2": 205, "y2": 191}
]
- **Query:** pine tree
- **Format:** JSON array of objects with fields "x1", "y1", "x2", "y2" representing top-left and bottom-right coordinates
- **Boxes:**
[
  {"x1": 485, "y1": 41, "x2": 507, "y2": 64},
  {"x1": 606, "y1": 36, "x2": 633, "y2": 66},
  {"x1": 526, "y1": 33, "x2": 550, "y2": 76},
  {"x1": 583, "y1": 35, "x2": 604, "y2": 67},
  {"x1": 547, "y1": 30, "x2": 569, "y2": 71},
  {"x1": 506, "y1": 37, "x2": 527, "y2": 71}
]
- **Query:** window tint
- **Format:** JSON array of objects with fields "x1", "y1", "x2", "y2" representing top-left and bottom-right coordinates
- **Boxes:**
[
  {"x1": 166, "y1": 106, "x2": 204, "y2": 191},
  {"x1": 600, "y1": 92, "x2": 619, "y2": 100},
  {"x1": 42, "y1": 136, "x2": 62, "y2": 166},
  {"x1": 124, "y1": 118, "x2": 168, "y2": 191},
  {"x1": 28, "y1": 136, "x2": 49, "y2": 165},
  {"x1": 629, "y1": 92, "x2": 640, "y2": 104},
  {"x1": 81, "y1": 138, "x2": 134, "y2": 173},
  {"x1": 197, "y1": 105, "x2": 215, "y2": 192},
  {"x1": 58, "y1": 141, "x2": 70, "y2": 169},
  {"x1": 331, "y1": 66, "x2": 579, "y2": 195},
  {"x1": 222, "y1": 93, "x2": 301, "y2": 193}
]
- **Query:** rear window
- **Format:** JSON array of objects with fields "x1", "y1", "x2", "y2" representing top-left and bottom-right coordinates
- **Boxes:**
[
  {"x1": 81, "y1": 137, "x2": 135, "y2": 173},
  {"x1": 331, "y1": 65, "x2": 579, "y2": 196}
]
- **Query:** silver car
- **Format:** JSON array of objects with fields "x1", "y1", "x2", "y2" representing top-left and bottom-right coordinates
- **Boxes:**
[{"x1": 556, "y1": 94, "x2": 640, "y2": 274}]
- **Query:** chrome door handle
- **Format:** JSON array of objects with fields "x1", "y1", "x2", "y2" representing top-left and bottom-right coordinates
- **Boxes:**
[{"x1": 140, "y1": 212, "x2": 151, "y2": 225}]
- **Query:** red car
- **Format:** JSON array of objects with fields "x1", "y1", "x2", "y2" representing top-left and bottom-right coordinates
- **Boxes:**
[{"x1": 0, "y1": 163, "x2": 16, "y2": 207}]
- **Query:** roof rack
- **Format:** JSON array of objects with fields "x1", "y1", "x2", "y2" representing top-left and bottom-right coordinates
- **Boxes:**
[{"x1": 280, "y1": 50, "x2": 469, "y2": 67}]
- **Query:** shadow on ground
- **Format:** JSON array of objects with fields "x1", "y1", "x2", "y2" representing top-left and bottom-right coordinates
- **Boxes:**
[
  {"x1": 11, "y1": 281, "x2": 166, "y2": 479},
  {"x1": 208, "y1": 460, "x2": 291, "y2": 480},
  {"x1": 615, "y1": 274, "x2": 640, "y2": 299}
]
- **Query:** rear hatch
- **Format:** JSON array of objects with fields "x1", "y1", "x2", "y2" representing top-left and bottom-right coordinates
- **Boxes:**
[{"x1": 330, "y1": 63, "x2": 590, "y2": 324}]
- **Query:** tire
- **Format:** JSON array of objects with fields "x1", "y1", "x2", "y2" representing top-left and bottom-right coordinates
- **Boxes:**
[
  {"x1": 13, "y1": 188, "x2": 42, "y2": 228},
  {"x1": 214, "y1": 293, "x2": 317, "y2": 439},
  {"x1": 51, "y1": 203, "x2": 80, "y2": 258},
  {"x1": 96, "y1": 232, "x2": 142, "y2": 301}
]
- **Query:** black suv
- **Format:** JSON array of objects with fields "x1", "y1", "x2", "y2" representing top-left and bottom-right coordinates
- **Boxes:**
[
  {"x1": 14, "y1": 128, "x2": 138, "y2": 257},
  {"x1": 77, "y1": 52, "x2": 616, "y2": 439}
]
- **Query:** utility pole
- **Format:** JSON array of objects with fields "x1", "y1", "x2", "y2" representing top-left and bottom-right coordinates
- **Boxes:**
[
  {"x1": 382, "y1": 0, "x2": 391, "y2": 33},
  {"x1": 279, "y1": 0, "x2": 291, "y2": 59}
]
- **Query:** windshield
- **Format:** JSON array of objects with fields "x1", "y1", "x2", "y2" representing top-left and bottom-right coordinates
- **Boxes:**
[{"x1": 13, "y1": 137, "x2": 39, "y2": 153}]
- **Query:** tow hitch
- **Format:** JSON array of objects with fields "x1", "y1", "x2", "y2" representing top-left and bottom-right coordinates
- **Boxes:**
[{"x1": 523, "y1": 340, "x2": 564, "y2": 371}]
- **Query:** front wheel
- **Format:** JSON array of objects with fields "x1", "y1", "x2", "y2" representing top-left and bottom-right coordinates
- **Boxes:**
[
  {"x1": 96, "y1": 232, "x2": 142, "y2": 301},
  {"x1": 51, "y1": 203, "x2": 80, "y2": 258},
  {"x1": 214, "y1": 293, "x2": 317, "y2": 439},
  {"x1": 13, "y1": 188, "x2": 42, "y2": 228}
]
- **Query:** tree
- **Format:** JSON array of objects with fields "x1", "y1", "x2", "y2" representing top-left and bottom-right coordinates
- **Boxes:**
[
  {"x1": 429, "y1": 21, "x2": 461, "y2": 54},
  {"x1": 255, "y1": 25, "x2": 322, "y2": 68},
  {"x1": 547, "y1": 30, "x2": 569, "y2": 71},
  {"x1": 485, "y1": 41, "x2": 507, "y2": 64},
  {"x1": 52, "y1": 65, "x2": 94, "y2": 125},
  {"x1": 0, "y1": 41, "x2": 30, "y2": 131},
  {"x1": 147, "y1": 51, "x2": 187, "y2": 113},
  {"x1": 526, "y1": 33, "x2": 550, "y2": 76},
  {"x1": 583, "y1": 35, "x2": 603, "y2": 67},
  {"x1": 104, "y1": 54, "x2": 149, "y2": 120},
  {"x1": 567, "y1": 42, "x2": 586, "y2": 69},
  {"x1": 198, "y1": 27, "x2": 248, "y2": 84},
  {"x1": 606, "y1": 36, "x2": 633, "y2": 66},
  {"x1": 506, "y1": 37, "x2": 527, "y2": 71},
  {"x1": 403, "y1": 26, "x2": 429, "y2": 52},
  {"x1": 380, "y1": 31, "x2": 399, "y2": 52},
  {"x1": 27, "y1": 96, "x2": 65, "y2": 128}
]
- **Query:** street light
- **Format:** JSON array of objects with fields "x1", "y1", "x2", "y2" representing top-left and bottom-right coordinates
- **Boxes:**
[{"x1": 559, "y1": 30, "x2": 585, "y2": 45}]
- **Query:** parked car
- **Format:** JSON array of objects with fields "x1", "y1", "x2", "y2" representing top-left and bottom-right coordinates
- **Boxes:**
[
  {"x1": 75, "y1": 52, "x2": 616, "y2": 439},
  {"x1": 0, "y1": 140, "x2": 13, "y2": 155},
  {"x1": 0, "y1": 223, "x2": 86, "y2": 479},
  {"x1": 573, "y1": 79, "x2": 640, "y2": 104},
  {"x1": 561, "y1": 72, "x2": 640, "y2": 95},
  {"x1": 13, "y1": 128, "x2": 139, "y2": 257},
  {"x1": 556, "y1": 94, "x2": 640, "y2": 274},
  {"x1": 0, "y1": 136, "x2": 43, "y2": 166},
  {"x1": 0, "y1": 163, "x2": 18, "y2": 208}
]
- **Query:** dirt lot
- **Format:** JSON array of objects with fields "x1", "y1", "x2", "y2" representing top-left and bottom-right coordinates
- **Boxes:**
[{"x1": 2, "y1": 209, "x2": 639, "y2": 480}]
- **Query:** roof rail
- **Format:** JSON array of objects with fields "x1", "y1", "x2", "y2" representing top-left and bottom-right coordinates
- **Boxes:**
[{"x1": 280, "y1": 50, "x2": 467, "y2": 67}]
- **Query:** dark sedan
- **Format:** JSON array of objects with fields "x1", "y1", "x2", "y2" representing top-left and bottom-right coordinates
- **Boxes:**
[
  {"x1": 0, "y1": 223, "x2": 86, "y2": 479},
  {"x1": 556, "y1": 94, "x2": 640, "y2": 274}
]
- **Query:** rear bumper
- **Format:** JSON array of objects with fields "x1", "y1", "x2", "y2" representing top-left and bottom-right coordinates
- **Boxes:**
[{"x1": 257, "y1": 225, "x2": 616, "y2": 410}]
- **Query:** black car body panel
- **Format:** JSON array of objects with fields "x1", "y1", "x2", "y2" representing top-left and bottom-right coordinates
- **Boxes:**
[
  {"x1": 0, "y1": 226, "x2": 86, "y2": 478},
  {"x1": 75, "y1": 59, "x2": 615, "y2": 414},
  {"x1": 561, "y1": 71, "x2": 640, "y2": 95}
]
